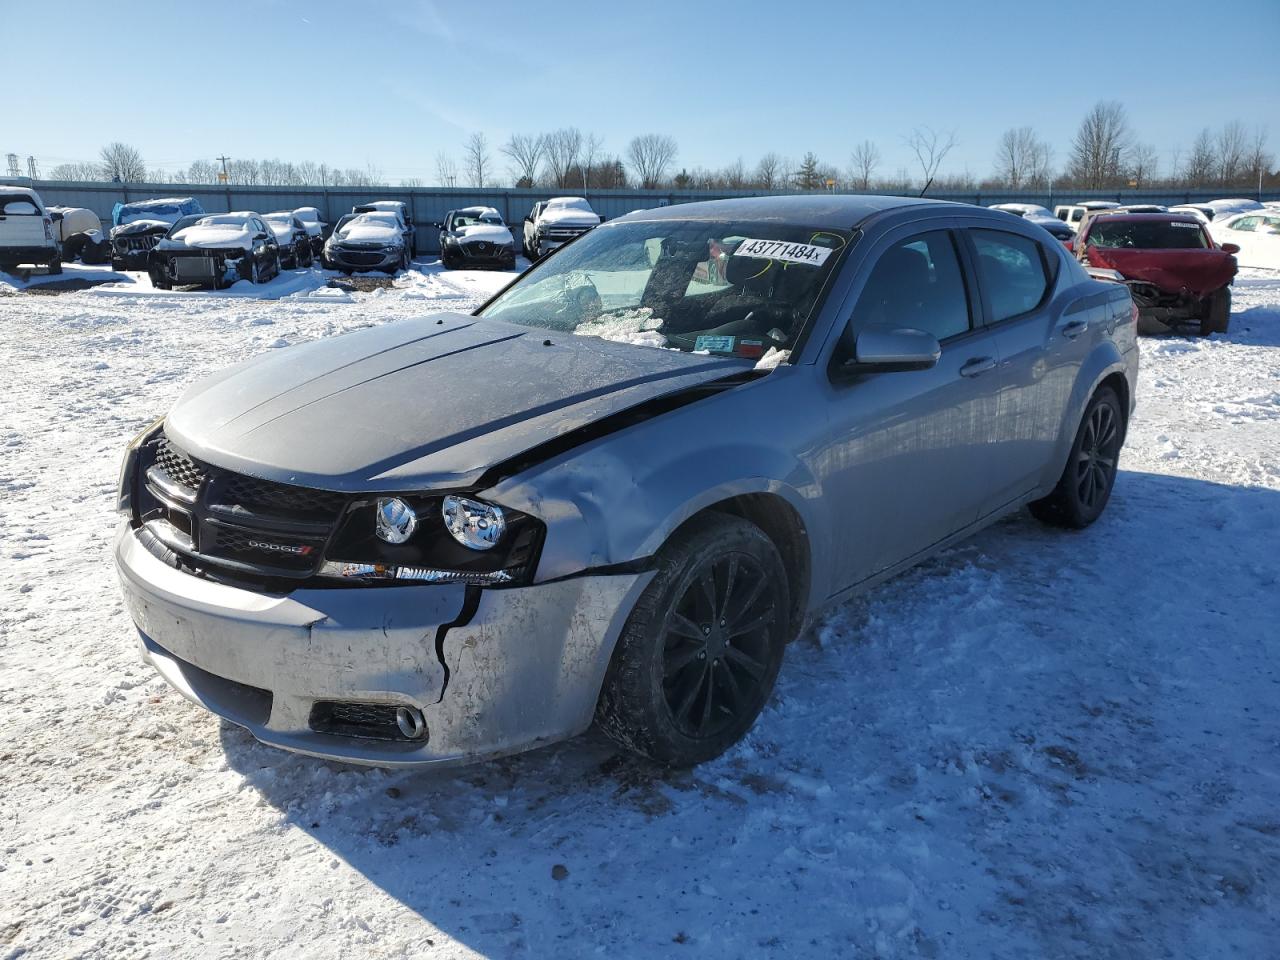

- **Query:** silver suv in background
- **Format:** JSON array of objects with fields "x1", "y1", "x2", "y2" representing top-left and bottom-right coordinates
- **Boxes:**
[
  {"x1": 522, "y1": 196, "x2": 601, "y2": 259},
  {"x1": 115, "y1": 196, "x2": 1138, "y2": 770}
]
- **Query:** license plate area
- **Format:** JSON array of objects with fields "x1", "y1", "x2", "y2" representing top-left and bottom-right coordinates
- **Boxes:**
[{"x1": 175, "y1": 257, "x2": 216, "y2": 280}]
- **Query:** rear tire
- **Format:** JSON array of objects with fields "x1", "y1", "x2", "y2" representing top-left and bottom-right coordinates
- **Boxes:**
[
  {"x1": 63, "y1": 234, "x2": 86, "y2": 262},
  {"x1": 596, "y1": 514, "x2": 790, "y2": 767},
  {"x1": 47, "y1": 258, "x2": 62, "y2": 276},
  {"x1": 1029, "y1": 387, "x2": 1124, "y2": 529}
]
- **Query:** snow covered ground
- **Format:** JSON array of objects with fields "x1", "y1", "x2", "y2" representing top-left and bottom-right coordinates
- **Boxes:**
[{"x1": 1, "y1": 264, "x2": 1277, "y2": 959}]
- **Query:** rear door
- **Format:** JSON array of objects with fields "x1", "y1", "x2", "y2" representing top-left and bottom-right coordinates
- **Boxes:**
[
  {"x1": 0, "y1": 193, "x2": 49, "y2": 253},
  {"x1": 819, "y1": 226, "x2": 1004, "y2": 585},
  {"x1": 963, "y1": 226, "x2": 1091, "y2": 511}
]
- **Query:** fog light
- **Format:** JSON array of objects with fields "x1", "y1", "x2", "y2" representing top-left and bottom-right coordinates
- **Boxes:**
[
  {"x1": 375, "y1": 497, "x2": 417, "y2": 544},
  {"x1": 442, "y1": 495, "x2": 505, "y2": 551}
]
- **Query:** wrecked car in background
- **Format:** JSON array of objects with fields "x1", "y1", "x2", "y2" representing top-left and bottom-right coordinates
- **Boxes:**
[
  {"x1": 1072, "y1": 210, "x2": 1238, "y2": 335},
  {"x1": 148, "y1": 212, "x2": 280, "y2": 289},
  {"x1": 522, "y1": 196, "x2": 601, "y2": 259},
  {"x1": 437, "y1": 206, "x2": 517, "y2": 270},
  {"x1": 292, "y1": 206, "x2": 328, "y2": 255},
  {"x1": 46, "y1": 205, "x2": 109, "y2": 264},
  {"x1": 263, "y1": 212, "x2": 315, "y2": 268},
  {"x1": 322, "y1": 211, "x2": 408, "y2": 274},
  {"x1": 115, "y1": 195, "x2": 1137, "y2": 770},
  {"x1": 110, "y1": 197, "x2": 205, "y2": 271}
]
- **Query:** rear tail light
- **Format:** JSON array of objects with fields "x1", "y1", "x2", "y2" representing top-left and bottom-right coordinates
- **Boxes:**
[
  {"x1": 43, "y1": 219, "x2": 54, "y2": 243},
  {"x1": 1130, "y1": 302, "x2": 1140, "y2": 327}
]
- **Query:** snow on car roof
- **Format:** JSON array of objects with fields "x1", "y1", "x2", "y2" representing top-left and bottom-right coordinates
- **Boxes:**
[
  {"x1": 546, "y1": 197, "x2": 593, "y2": 210},
  {"x1": 350, "y1": 212, "x2": 400, "y2": 225},
  {"x1": 456, "y1": 206, "x2": 502, "y2": 219}
]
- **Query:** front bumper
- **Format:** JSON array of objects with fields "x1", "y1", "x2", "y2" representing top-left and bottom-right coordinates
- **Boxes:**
[
  {"x1": 324, "y1": 246, "x2": 401, "y2": 271},
  {"x1": 115, "y1": 523, "x2": 649, "y2": 767}
]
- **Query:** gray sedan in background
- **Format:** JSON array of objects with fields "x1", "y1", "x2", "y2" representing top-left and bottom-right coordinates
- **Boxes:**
[{"x1": 115, "y1": 196, "x2": 1138, "y2": 769}]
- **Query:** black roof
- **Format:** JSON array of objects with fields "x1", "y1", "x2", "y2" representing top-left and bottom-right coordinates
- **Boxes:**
[{"x1": 613, "y1": 194, "x2": 954, "y2": 229}]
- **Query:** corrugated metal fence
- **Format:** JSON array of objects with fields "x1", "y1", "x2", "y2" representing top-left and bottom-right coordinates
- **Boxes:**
[{"x1": 20, "y1": 178, "x2": 1280, "y2": 255}]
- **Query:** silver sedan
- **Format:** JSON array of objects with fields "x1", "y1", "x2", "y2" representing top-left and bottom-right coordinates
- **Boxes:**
[{"x1": 115, "y1": 195, "x2": 1138, "y2": 768}]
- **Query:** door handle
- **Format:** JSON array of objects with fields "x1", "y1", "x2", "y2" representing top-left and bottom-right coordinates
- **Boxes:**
[
  {"x1": 1061, "y1": 319, "x2": 1089, "y2": 340},
  {"x1": 959, "y1": 356, "x2": 997, "y2": 378}
]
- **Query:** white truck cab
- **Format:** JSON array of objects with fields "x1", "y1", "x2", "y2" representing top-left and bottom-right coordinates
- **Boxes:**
[{"x1": 0, "y1": 186, "x2": 61, "y2": 274}]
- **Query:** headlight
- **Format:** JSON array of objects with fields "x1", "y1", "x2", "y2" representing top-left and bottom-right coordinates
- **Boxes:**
[
  {"x1": 375, "y1": 497, "x2": 417, "y2": 543},
  {"x1": 117, "y1": 416, "x2": 164, "y2": 515},
  {"x1": 442, "y1": 495, "x2": 505, "y2": 550}
]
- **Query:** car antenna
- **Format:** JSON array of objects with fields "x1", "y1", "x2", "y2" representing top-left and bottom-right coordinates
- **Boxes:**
[{"x1": 917, "y1": 177, "x2": 934, "y2": 198}]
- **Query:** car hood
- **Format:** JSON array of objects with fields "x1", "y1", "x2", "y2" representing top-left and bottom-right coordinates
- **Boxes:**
[
  {"x1": 164, "y1": 313, "x2": 752, "y2": 492},
  {"x1": 158, "y1": 223, "x2": 255, "y2": 251},
  {"x1": 333, "y1": 222, "x2": 401, "y2": 244},
  {"x1": 540, "y1": 208, "x2": 600, "y2": 227},
  {"x1": 111, "y1": 218, "x2": 172, "y2": 238},
  {"x1": 455, "y1": 224, "x2": 512, "y2": 244},
  {"x1": 1084, "y1": 246, "x2": 1238, "y2": 298},
  {"x1": 265, "y1": 222, "x2": 294, "y2": 243}
]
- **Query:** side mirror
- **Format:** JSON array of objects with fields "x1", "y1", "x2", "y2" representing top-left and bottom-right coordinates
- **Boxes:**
[
  {"x1": 845, "y1": 328, "x2": 941, "y2": 373},
  {"x1": 255, "y1": 232, "x2": 269, "y2": 241},
  {"x1": 1220, "y1": 242, "x2": 1240, "y2": 255}
]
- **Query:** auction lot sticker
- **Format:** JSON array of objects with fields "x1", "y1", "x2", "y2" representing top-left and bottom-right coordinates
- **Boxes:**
[{"x1": 733, "y1": 238, "x2": 833, "y2": 266}]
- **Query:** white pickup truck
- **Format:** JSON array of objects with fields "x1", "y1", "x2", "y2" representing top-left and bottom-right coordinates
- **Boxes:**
[
  {"x1": 0, "y1": 186, "x2": 61, "y2": 274},
  {"x1": 521, "y1": 196, "x2": 601, "y2": 260}
]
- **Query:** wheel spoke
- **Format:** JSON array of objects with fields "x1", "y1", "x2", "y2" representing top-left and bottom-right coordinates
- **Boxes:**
[
  {"x1": 698, "y1": 570, "x2": 718, "y2": 621},
  {"x1": 725, "y1": 644, "x2": 766, "y2": 679},
  {"x1": 727, "y1": 605, "x2": 775, "y2": 639},
  {"x1": 699, "y1": 668, "x2": 716, "y2": 730},
  {"x1": 1095, "y1": 454, "x2": 1115, "y2": 471},
  {"x1": 664, "y1": 642, "x2": 705, "y2": 677},
  {"x1": 718, "y1": 556, "x2": 739, "y2": 623},
  {"x1": 668, "y1": 612, "x2": 705, "y2": 641},
  {"x1": 715, "y1": 657, "x2": 744, "y2": 712},
  {"x1": 672, "y1": 665, "x2": 708, "y2": 724},
  {"x1": 726, "y1": 574, "x2": 766, "y2": 627}
]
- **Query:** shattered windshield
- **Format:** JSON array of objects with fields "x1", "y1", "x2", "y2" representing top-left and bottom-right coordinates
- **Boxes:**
[
  {"x1": 478, "y1": 219, "x2": 852, "y2": 360},
  {"x1": 1087, "y1": 220, "x2": 1209, "y2": 249}
]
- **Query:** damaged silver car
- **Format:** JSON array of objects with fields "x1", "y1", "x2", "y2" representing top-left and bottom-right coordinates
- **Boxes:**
[{"x1": 115, "y1": 196, "x2": 1138, "y2": 768}]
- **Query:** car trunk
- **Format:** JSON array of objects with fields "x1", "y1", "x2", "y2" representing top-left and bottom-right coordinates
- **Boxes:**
[{"x1": 1084, "y1": 247, "x2": 1236, "y2": 298}]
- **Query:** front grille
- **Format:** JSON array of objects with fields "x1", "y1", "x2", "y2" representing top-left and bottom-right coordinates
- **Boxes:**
[
  {"x1": 117, "y1": 234, "x2": 160, "y2": 253},
  {"x1": 173, "y1": 256, "x2": 217, "y2": 280},
  {"x1": 333, "y1": 249, "x2": 384, "y2": 266},
  {"x1": 136, "y1": 432, "x2": 349, "y2": 582},
  {"x1": 309, "y1": 701, "x2": 423, "y2": 742},
  {"x1": 154, "y1": 439, "x2": 205, "y2": 491}
]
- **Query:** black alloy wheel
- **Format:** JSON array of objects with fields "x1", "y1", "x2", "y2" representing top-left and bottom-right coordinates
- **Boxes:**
[
  {"x1": 1030, "y1": 387, "x2": 1123, "y2": 529},
  {"x1": 662, "y1": 553, "x2": 778, "y2": 740}
]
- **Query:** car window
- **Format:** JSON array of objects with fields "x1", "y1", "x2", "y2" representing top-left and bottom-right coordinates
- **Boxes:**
[
  {"x1": 1, "y1": 197, "x2": 40, "y2": 215},
  {"x1": 1232, "y1": 217, "x2": 1258, "y2": 232},
  {"x1": 1086, "y1": 220, "x2": 1209, "y2": 250},
  {"x1": 480, "y1": 219, "x2": 852, "y2": 358},
  {"x1": 970, "y1": 230, "x2": 1051, "y2": 323},
  {"x1": 841, "y1": 231, "x2": 971, "y2": 347}
]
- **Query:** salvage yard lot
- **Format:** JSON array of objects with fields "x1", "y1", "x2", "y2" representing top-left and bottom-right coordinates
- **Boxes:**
[{"x1": 1, "y1": 266, "x2": 1278, "y2": 958}]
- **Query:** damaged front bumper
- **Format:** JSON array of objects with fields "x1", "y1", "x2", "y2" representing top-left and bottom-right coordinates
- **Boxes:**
[{"x1": 114, "y1": 524, "x2": 650, "y2": 767}]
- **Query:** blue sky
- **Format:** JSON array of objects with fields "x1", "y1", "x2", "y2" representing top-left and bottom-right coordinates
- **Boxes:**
[{"x1": 7, "y1": 0, "x2": 1278, "y2": 183}]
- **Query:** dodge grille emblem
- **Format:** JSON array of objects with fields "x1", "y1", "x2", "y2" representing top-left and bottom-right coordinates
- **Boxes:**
[{"x1": 248, "y1": 539, "x2": 314, "y2": 556}]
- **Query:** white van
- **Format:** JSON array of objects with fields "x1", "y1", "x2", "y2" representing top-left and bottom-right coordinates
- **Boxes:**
[{"x1": 0, "y1": 186, "x2": 60, "y2": 273}]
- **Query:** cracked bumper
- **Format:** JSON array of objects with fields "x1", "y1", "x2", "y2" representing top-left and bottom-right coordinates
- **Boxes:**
[{"x1": 114, "y1": 524, "x2": 650, "y2": 767}]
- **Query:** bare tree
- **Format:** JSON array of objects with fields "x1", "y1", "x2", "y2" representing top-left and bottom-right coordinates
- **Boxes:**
[
  {"x1": 627, "y1": 133, "x2": 678, "y2": 189},
  {"x1": 49, "y1": 161, "x2": 104, "y2": 181},
  {"x1": 849, "y1": 140, "x2": 880, "y2": 191},
  {"x1": 1215, "y1": 120, "x2": 1249, "y2": 185},
  {"x1": 501, "y1": 133, "x2": 544, "y2": 187},
  {"x1": 99, "y1": 141, "x2": 146, "y2": 182},
  {"x1": 1128, "y1": 143, "x2": 1159, "y2": 187},
  {"x1": 756, "y1": 152, "x2": 783, "y2": 190},
  {"x1": 543, "y1": 127, "x2": 583, "y2": 188},
  {"x1": 993, "y1": 126, "x2": 1052, "y2": 189},
  {"x1": 435, "y1": 152, "x2": 459, "y2": 188},
  {"x1": 402, "y1": 177, "x2": 424, "y2": 188},
  {"x1": 1066, "y1": 101, "x2": 1131, "y2": 189},
  {"x1": 1246, "y1": 127, "x2": 1273, "y2": 189},
  {"x1": 463, "y1": 132, "x2": 491, "y2": 187},
  {"x1": 1181, "y1": 128, "x2": 1217, "y2": 184},
  {"x1": 580, "y1": 132, "x2": 603, "y2": 190},
  {"x1": 904, "y1": 126, "x2": 958, "y2": 191}
]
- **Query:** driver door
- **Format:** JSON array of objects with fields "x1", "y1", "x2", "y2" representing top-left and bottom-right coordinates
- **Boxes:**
[{"x1": 819, "y1": 228, "x2": 1002, "y2": 588}]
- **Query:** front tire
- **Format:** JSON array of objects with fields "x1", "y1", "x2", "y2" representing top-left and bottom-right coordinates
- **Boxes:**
[
  {"x1": 596, "y1": 514, "x2": 790, "y2": 767},
  {"x1": 1201, "y1": 287, "x2": 1230, "y2": 336},
  {"x1": 46, "y1": 257, "x2": 62, "y2": 276},
  {"x1": 1029, "y1": 387, "x2": 1124, "y2": 529}
]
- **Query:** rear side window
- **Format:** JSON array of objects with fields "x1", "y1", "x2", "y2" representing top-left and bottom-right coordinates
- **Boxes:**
[
  {"x1": 1, "y1": 196, "x2": 40, "y2": 215},
  {"x1": 971, "y1": 229, "x2": 1050, "y2": 323},
  {"x1": 845, "y1": 231, "x2": 972, "y2": 344}
]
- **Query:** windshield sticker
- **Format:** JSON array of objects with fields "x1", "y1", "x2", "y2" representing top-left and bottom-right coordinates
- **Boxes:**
[
  {"x1": 734, "y1": 338, "x2": 766, "y2": 359},
  {"x1": 694, "y1": 335, "x2": 736, "y2": 353},
  {"x1": 733, "y1": 238, "x2": 833, "y2": 266},
  {"x1": 1168, "y1": 222, "x2": 1200, "y2": 228}
]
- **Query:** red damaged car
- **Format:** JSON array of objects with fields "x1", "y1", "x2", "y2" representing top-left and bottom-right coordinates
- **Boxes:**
[{"x1": 1070, "y1": 212, "x2": 1238, "y2": 336}]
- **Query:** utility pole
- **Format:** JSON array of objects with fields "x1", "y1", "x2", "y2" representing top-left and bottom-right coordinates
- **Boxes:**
[{"x1": 216, "y1": 155, "x2": 231, "y2": 183}]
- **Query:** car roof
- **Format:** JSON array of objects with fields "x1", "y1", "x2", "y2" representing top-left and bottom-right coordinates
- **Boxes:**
[
  {"x1": 610, "y1": 194, "x2": 951, "y2": 229},
  {"x1": 1088, "y1": 212, "x2": 1203, "y2": 224}
]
